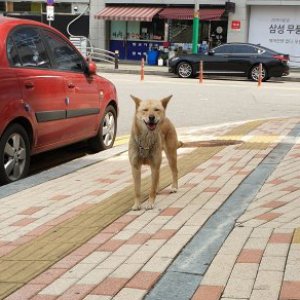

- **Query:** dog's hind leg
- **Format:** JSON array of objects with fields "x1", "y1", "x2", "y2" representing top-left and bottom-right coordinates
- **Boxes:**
[
  {"x1": 146, "y1": 163, "x2": 160, "y2": 210},
  {"x1": 131, "y1": 166, "x2": 142, "y2": 210},
  {"x1": 165, "y1": 147, "x2": 178, "y2": 193}
]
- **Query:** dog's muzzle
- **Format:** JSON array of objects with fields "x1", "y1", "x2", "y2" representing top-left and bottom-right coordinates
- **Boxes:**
[
  {"x1": 144, "y1": 120, "x2": 158, "y2": 131},
  {"x1": 145, "y1": 115, "x2": 158, "y2": 131}
]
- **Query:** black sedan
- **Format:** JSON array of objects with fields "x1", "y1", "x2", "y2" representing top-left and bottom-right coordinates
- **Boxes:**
[{"x1": 168, "y1": 43, "x2": 290, "y2": 81}]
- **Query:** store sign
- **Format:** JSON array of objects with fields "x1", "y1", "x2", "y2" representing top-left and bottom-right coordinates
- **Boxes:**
[
  {"x1": 249, "y1": 6, "x2": 300, "y2": 67},
  {"x1": 231, "y1": 20, "x2": 241, "y2": 30}
]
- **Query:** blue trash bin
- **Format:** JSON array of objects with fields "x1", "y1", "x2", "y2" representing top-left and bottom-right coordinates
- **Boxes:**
[{"x1": 147, "y1": 50, "x2": 159, "y2": 65}]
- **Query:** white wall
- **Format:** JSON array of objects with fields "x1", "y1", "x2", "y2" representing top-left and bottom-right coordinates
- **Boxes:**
[
  {"x1": 89, "y1": 0, "x2": 106, "y2": 48},
  {"x1": 226, "y1": 0, "x2": 249, "y2": 43},
  {"x1": 248, "y1": 5, "x2": 300, "y2": 67}
]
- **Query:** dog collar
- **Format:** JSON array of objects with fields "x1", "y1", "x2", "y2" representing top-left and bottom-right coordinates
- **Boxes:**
[
  {"x1": 138, "y1": 143, "x2": 151, "y2": 158},
  {"x1": 135, "y1": 138, "x2": 152, "y2": 158}
]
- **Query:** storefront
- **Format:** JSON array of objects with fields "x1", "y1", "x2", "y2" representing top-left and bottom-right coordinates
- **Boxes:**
[
  {"x1": 248, "y1": 5, "x2": 300, "y2": 67},
  {"x1": 94, "y1": 5, "x2": 228, "y2": 61}
]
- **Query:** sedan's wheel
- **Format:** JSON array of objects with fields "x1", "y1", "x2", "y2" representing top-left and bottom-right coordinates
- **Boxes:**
[
  {"x1": 88, "y1": 105, "x2": 117, "y2": 152},
  {"x1": 0, "y1": 124, "x2": 30, "y2": 184},
  {"x1": 250, "y1": 65, "x2": 268, "y2": 82},
  {"x1": 177, "y1": 62, "x2": 193, "y2": 78}
]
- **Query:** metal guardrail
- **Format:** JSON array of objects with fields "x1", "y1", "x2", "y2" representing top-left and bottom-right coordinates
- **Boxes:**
[{"x1": 86, "y1": 47, "x2": 119, "y2": 69}]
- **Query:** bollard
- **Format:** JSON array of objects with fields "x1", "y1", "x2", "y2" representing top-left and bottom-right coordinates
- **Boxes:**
[
  {"x1": 141, "y1": 57, "x2": 145, "y2": 81},
  {"x1": 199, "y1": 60, "x2": 204, "y2": 84},
  {"x1": 114, "y1": 50, "x2": 119, "y2": 70},
  {"x1": 258, "y1": 63, "x2": 262, "y2": 87}
]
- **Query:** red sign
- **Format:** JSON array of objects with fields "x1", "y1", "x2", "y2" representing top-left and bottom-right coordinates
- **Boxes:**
[{"x1": 231, "y1": 20, "x2": 241, "y2": 30}]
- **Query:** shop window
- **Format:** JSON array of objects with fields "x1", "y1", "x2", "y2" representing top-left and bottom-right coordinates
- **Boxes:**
[
  {"x1": 169, "y1": 20, "x2": 192, "y2": 43},
  {"x1": 127, "y1": 22, "x2": 140, "y2": 40},
  {"x1": 111, "y1": 21, "x2": 126, "y2": 40},
  {"x1": 140, "y1": 19, "x2": 164, "y2": 41},
  {"x1": 13, "y1": 2, "x2": 32, "y2": 13},
  {"x1": 0, "y1": 1, "x2": 5, "y2": 12}
]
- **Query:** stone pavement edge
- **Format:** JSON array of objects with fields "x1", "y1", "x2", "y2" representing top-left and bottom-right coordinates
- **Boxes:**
[{"x1": 0, "y1": 118, "x2": 299, "y2": 300}]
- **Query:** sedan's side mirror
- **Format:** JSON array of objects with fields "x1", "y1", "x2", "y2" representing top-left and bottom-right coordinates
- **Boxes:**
[
  {"x1": 208, "y1": 49, "x2": 215, "y2": 56},
  {"x1": 86, "y1": 61, "x2": 97, "y2": 75}
]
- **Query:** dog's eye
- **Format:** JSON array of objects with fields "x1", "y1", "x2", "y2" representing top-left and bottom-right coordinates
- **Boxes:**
[
  {"x1": 154, "y1": 108, "x2": 160, "y2": 112},
  {"x1": 142, "y1": 108, "x2": 149, "y2": 112}
]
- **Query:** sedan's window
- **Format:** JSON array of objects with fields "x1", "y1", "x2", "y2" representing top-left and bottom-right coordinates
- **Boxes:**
[
  {"x1": 231, "y1": 45, "x2": 259, "y2": 54},
  {"x1": 8, "y1": 27, "x2": 50, "y2": 68},
  {"x1": 213, "y1": 45, "x2": 232, "y2": 54},
  {"x1": 43, "y1": 30, "x2": 84, "y2": 72}
]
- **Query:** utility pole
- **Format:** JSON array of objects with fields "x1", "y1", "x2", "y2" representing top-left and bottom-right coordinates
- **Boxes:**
[{"x1": 192, "y1": 0, "x2": 200, "y2": 54}]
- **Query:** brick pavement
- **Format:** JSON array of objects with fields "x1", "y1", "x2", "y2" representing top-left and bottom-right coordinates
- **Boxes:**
[{"x1": 0, "y1": 118, "x2": 299, "y2": 300}]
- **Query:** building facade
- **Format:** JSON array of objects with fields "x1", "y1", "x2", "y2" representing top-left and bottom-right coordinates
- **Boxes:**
[
  {"x1": 1, "y1": 0, "x2": 90, "y2": 38},
  {"x1": 1, "y1": 0, "x2": 299, "y2": 65},
  {"x1": 91, "y1": 0, "x2": 300, "y2": 66}
]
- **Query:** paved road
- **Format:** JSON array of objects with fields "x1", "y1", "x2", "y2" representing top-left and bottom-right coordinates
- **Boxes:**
[{"x1": 102, "y1": 73, "x2": 300, "y2": 136}]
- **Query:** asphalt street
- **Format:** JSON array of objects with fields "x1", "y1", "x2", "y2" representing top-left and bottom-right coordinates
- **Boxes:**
[{"x1": 102, "y1": 73, "x2": 300, "y2": 136}]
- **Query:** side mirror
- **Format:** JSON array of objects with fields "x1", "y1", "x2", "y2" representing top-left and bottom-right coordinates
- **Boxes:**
[
  {"x1": 87, "y1": 61, "x2": 97, "y2": 75},
  {"x1": 208, "y1": 49, "x2": 215, "y2": 56}
]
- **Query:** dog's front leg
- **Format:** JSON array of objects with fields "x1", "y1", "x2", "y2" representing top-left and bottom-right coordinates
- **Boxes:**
[
  {"x1": 146, "y1": 163, "x2": 160, "y2": 210},
  {"x1": 131, "y1": 166, "x2": 142, "y2": 210}
]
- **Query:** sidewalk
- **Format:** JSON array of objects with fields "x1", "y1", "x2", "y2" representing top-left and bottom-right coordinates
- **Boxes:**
[
  {"x1": 0, "y1": 118, "x2": 300, "y2": 300},
  {"x1": 97, "y1": 61, "x2": 300, "y2": 82}
]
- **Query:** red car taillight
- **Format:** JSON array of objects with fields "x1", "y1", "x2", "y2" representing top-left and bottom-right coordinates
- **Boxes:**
[{"x1": 273, "y1": 54, "x2": 289, "y2": 62}]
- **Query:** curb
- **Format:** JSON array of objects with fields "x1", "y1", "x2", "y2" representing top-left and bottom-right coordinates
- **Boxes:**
[
  {"x1": 98, "y1": 67, "x2": 300, "y2": 82},
  {"x1": 0, "y1": 144, "x2": 128, "y2": 200}
]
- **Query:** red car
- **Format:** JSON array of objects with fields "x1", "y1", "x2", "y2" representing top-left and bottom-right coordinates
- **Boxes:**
[{"x1": 0, "y1": 17, "x2": 118, "y2": 184}]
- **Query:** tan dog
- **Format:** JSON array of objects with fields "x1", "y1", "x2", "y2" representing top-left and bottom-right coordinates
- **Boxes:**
[{"x1": 128, "y1": 95, "x2": 182, "y2": 210}]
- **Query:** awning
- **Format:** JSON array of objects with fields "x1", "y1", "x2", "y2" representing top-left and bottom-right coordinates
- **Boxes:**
[
  {"x1": 95, "y1": 6, "x2": 162, "y2": 22},
  {"x1": 158, "y1": 8, "x2": 225, "y2": 21}
]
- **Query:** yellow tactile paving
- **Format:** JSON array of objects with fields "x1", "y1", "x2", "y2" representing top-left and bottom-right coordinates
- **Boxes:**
[
  {"x1": 293, "y1": 228, "x2": 300, "y2": 243},
  {"x1": 219, "y1": 120, "x2": 266, "y2": 140},
  {"x1": 239, "y1": 135, "x2": 280, "y2": 150},
  {"x1": 0, "y1": 120, "x2": 267, "y2": 299}
]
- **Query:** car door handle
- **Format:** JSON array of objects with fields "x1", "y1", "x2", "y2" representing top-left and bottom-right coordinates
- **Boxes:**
[
  {"x1": 24, "y1": 81, "x2": 34, "y2": 89},
  {"x1": 68, "y1": 82, "x2": 75, "y2": 88}
]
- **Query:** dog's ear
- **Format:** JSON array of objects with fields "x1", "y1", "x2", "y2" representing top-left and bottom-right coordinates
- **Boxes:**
[
  {"x1": 130, "y1": 95, "x2": 142, "y2": 109},
  {"x1": 161, "y1": 95, "x2": 172, "y2": 109}
]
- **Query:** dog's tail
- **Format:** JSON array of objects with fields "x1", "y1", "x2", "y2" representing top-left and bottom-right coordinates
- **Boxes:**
[{"x1": 177, "y1": 141, "x2": 184, "y2": 148}]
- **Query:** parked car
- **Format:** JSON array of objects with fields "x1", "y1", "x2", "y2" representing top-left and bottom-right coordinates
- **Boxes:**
[
  {"x1": 0, "y1": 17, "x2": 118, "y2": 184},
  {"x1": 169, "y1": 42, "x2": 290, "y2": 81}
]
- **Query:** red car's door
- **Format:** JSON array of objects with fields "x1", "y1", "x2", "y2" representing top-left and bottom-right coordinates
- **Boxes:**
[
  {"x1": 42, "y1": 30, "x2": 100, "y2": 140},
  {"x1": 64, "y1": 72, "x2": 100, "y2": 139},
  {"x1": 7, "y1": 28, "x2": 69, "y2": 153}
]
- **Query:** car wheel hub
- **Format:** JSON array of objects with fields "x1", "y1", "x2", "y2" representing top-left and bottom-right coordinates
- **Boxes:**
[
  {"x1": 102, "y1": 112, "x2": 115, "y2": 147},
  {"x1": 178, "y1": 63, "x2": 192, "y2": 78},
  {"x1": 4, "y1": 133, "x2": 26, "y2": 181},
  {"x1": 252, "y1": 66, "x2": 266, "y2": 81}
]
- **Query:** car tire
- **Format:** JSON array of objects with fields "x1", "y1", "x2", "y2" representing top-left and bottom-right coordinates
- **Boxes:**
[
  {"x1": 250, "y1": 64, "x2": 268, "y2": 82},
  {"x1": 0, "y1": 124, "x2": 30, "y2": 185},
  {"x1": 88, "y1": 105, "x2": 117, "y2": 152},
  {"x1": 177, "y1": 61, "x2": 194, "y2": 78}
]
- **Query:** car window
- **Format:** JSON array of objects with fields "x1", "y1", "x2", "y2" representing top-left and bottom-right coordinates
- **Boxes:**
[
  {"x1": 231, "y1": 45, "x2": 259, "y2": 54},
  {"x1": 7, "y1": 37, "x2": 22, "y2": 67},
  {"x1": 8, "y1": 27, "x2": 50, "y2": 68},
  {"x1": 213, "y1": 45, "x2": 232, "y2": 54},
  {"x1": 42, "y1": 30, "x2": 85, "y2": 72}
]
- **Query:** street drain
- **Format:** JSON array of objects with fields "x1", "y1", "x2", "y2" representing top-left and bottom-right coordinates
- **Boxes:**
[{"x1": 182, "y1": 140, "x2": 243, "y2": 148}]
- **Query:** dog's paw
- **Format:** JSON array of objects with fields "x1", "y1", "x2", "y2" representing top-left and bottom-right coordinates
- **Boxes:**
[
  {"x1": 145, "y1": 201, "x2": 154, "y2": 210},
  {"x1": 132, "y1": 203, "x2": 141, "y2": 211},
  {"x1": 170, "y1": 187, "x2": 178, "y2": 193}
]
